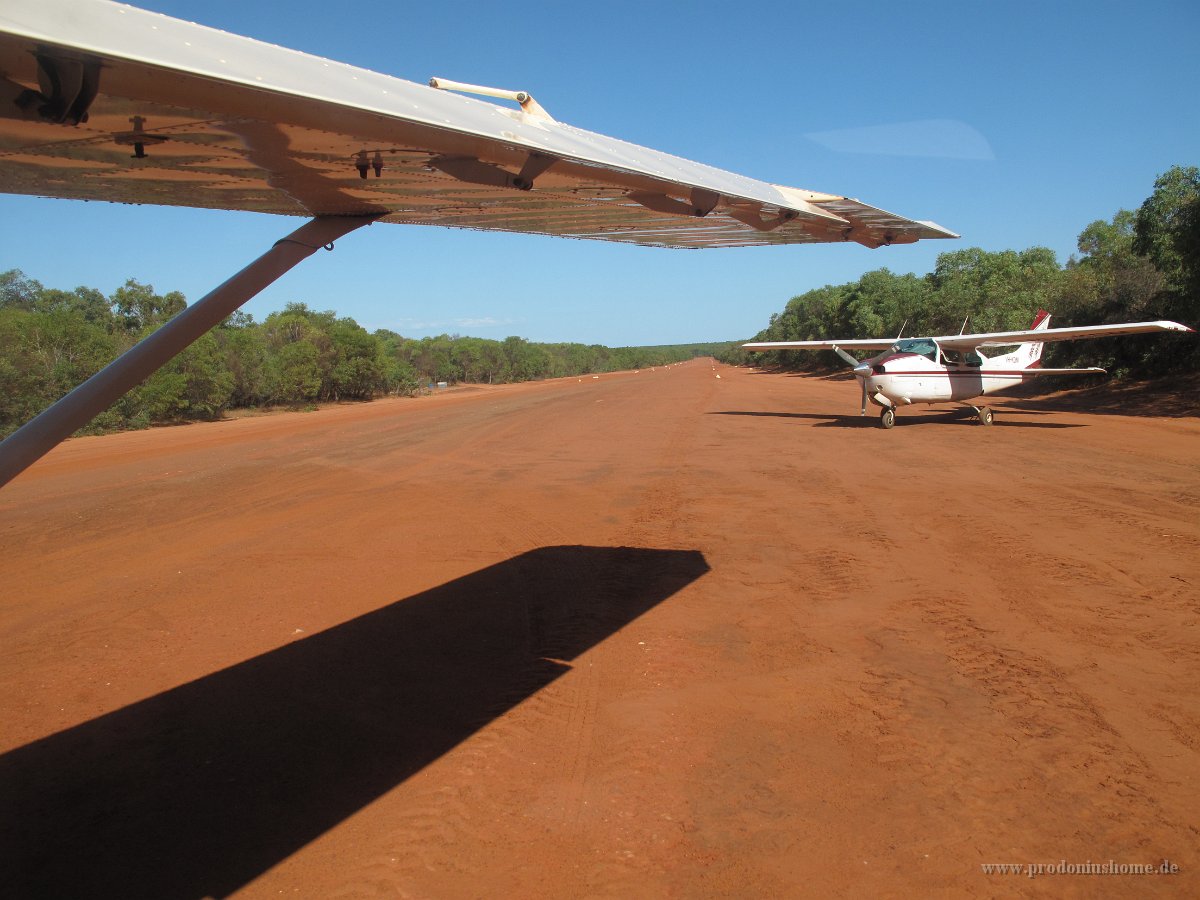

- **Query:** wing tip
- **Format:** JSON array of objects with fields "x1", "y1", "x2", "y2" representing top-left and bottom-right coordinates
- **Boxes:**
[{"x1": 916, "y1": 220, "x2": 960, "y2": 239}]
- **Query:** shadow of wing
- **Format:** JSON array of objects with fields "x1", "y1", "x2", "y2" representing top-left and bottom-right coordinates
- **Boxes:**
[{"x1": 1, "y1": 545, "x2": 708, "y2": 899}]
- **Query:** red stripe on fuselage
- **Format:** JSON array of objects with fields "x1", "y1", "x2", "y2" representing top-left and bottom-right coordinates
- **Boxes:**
[{"x1": 879, "y1": 371, "x2": 1036, "y2": 377}]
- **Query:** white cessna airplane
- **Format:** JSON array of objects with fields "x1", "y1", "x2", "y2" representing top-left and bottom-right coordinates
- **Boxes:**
[
  {"x1": 0, "y1": 0, "x2": 957, "y2": 487},
  {"x1": 744, "y1": 311, "x2": 1194, "y2": 428}
]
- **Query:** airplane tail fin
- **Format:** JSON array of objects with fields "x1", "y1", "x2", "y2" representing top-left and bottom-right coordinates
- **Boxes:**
[{"x1": 1020, "y1": 309, "x2": 1051, "y2": 368}]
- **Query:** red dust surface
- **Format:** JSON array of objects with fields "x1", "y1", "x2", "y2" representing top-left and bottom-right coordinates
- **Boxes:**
[{"x1": 2, "y1": 359, "x2": 1197, "y2": 898}]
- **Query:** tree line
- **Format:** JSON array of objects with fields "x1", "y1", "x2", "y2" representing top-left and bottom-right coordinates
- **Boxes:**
[
  {"x1": 0, "y1": 275, "x2": 731, "y2": 438},
  {"x1": 4, "y1": 165, "x2": 1194, "y2": 437},
  {"x1": 720, "y1": 165, "x2": 1199, "y2": 376}
]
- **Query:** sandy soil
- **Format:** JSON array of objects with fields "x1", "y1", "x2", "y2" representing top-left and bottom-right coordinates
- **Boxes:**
[{"x1": 2, "y1": 360, "x2": 1197, "y2": 898}]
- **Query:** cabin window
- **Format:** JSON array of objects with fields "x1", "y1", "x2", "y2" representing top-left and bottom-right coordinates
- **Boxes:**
[
  {"x1": 894, "y1": 338, "x2": 937, "y2": 361},
  {"x1": 941, "y1": 347, "x2": 984, "y2": 367}
]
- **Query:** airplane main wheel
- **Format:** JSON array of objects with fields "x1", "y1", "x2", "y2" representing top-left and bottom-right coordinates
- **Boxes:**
[
  {"x1": 978, "y1": 407, "x2": 994, "y2": 426},
  {"x1": 880, "y1": 407, "x2": 896, "y2": 429}
]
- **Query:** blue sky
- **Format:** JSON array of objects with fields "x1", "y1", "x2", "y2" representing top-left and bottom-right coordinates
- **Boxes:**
[{"x1": 3, "y1": 0, "x2": 1197, "y2": 345}]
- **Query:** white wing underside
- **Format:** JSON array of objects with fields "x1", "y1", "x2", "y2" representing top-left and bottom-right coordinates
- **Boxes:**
[{"x1": 0, "y1": 0, "x2": 959, "y2": 251}]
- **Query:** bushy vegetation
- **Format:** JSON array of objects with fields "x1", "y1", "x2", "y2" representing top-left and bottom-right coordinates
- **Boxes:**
[
  {"x1": 721, "y1": 165, "x2": 1199, "y2": 377},
  {"x1": 0, "y1": 273, "x2": 730, "y2": 438}
]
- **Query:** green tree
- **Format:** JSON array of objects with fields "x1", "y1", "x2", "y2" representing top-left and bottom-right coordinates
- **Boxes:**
[
  {"x1": 268, "y1": 340, "x2": 322, "y2": 404},
  {"x1": 1063, "y1": 210, "x2": 1162, "y2": 322},
  {"x1": 0, "y1": 270, "x2": 42, "y2": 310},
  {"x1": 34, "y1": 286, "x2": 115, "y2": 327},
  {"x1": 0, "y1": 305, "x2": 119, "y2": 436},
  {"x1": 327, "y1": 317, "x2": 381, "y2": 400},
  {"x1": 112, "y1": 279, "x2": 186, "y2": 332},
  {"x1": 927, "y1": 247, "x2": 1062, "y2": 333},
  {"x1": 261, "y1": 304, "x2": 329, "y2": 404},
  {"x1": 373, "y1": 329, "x2": 422, "y2": 395},
  {"x1": 1133, "y1": 165, "x2": 1200, "y2": 321},
  {"x1": 172, "y1": 332, "x2": 235, "y2": 419},
  {"x1": 217, "y1": 312, "x2": 269, "y2": 407}
]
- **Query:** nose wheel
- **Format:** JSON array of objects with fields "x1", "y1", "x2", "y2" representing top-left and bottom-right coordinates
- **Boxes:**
[
  {"x1": 879, "y1": 407, "x2": 896, "y2": 429},
  {"x1": 976, "y1": 406, "x2": 994, "y2": 426}
]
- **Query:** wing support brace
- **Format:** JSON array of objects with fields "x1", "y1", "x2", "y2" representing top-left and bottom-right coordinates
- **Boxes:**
[{"x1": 0, "y1": 215, "x2": 379, "y2": 489}]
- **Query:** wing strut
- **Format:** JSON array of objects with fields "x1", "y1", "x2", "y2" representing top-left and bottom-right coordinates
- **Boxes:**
[{"x1": 0, "y1": 215, "x2": 380, "y2": 488}]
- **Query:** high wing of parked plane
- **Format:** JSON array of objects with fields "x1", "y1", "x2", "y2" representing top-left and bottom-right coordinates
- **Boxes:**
[
  {"x1": 0, "y1": 0, "x2": 958, "y2": 487},
  {"x1": 747, "y1": 320, "x2": 1193, "y2": 353},
  {"x1": 744, "y1": 312, "x2": 1194, "y2": 428}
]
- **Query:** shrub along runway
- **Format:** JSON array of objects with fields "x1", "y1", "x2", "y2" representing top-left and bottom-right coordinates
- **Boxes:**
[{"x1": 2, "y1": 360, "x2": 1197, "y2": 897}]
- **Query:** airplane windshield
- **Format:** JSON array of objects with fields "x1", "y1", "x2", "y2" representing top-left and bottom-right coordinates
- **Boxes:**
[{"x1": 894, "y1": 338, "x2": 938, "y2": 361}]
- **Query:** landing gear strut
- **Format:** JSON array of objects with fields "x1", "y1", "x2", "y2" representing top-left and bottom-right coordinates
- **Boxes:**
[{"x1": 879, "y1": 407, "x2": 896, "y2": 429}]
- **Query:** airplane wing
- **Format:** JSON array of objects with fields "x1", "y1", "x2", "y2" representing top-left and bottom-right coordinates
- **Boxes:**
[
  {"x1": 0, "y1": 0, "x2": 959, "y2": 251},
  {"x1": 742, "y1": 339, "x2": 897, "y2": 352},
  {"x1": 936, "y1": 321, "x2": 1194, "y2": 351}
]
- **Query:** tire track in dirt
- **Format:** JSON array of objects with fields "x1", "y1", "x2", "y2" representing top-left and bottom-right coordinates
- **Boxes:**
[{"x1": 842, "y1": 500, "x2": 1200, "y2": 869}]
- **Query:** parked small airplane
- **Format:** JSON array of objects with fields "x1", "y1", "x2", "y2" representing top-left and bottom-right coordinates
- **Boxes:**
[{"x1": 743, "y1": 311, "x2": 1194, "y2": 428}]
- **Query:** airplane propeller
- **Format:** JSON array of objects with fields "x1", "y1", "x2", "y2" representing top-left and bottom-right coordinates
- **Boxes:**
[
  {"x1": 831, "y1": 345, "x2": 872, "y2": 415},
  {"x1": 831, "y1": 346, "x2": 860, "y2": 369},
  {"x1": 854, "y1": 364, "x2": 872, "y2": 414}
]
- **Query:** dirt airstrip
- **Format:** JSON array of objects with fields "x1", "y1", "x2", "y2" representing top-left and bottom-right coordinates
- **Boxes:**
[{"x1": 2, "y1": 360, "x2": 1197, "y2": 898}]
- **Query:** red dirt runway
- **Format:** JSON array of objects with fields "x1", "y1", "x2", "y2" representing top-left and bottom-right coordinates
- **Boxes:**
[{"x1": 2, "y1": 360, "x2": 1197, "y2": 897}]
